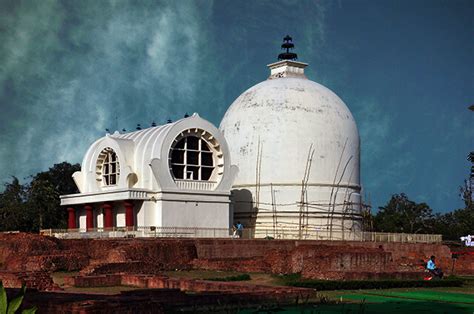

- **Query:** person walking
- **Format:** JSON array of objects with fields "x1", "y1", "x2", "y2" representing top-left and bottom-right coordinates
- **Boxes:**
[{"x1": 236, "y1": 221, "x2": 244, "y2": 238}]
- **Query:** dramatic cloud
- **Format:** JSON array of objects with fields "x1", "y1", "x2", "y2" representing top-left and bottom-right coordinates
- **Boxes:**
[{"x1": 0, "y1": 0, "x2": 472, "y2": 212}]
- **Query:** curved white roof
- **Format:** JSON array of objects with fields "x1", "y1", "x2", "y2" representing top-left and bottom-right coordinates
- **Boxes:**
[{"x1": 75, "y1": 113, "x2": 237, "y2": 194}]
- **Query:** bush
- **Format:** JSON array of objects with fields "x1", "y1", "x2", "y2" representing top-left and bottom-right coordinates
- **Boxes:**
[
  {"x1": 205, "y1": 274, "x2": 251, "y2": 282},
  {"x1": 278, "y1": 276, "x2": 464, "y2": 290}
]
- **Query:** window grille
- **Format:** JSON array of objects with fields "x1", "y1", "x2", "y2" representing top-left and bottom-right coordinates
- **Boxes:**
[
  {"x1": 97, "y1": 147, "x2": 120, "y2": 186},
  {"x1": 170, "y1": 135, "x2": 215, "y2": 181}
]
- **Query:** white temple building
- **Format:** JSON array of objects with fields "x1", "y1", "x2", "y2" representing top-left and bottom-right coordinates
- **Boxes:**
[
  {"x1": 61, "y1": 113, "x2": 238, "y2": 232},
  {"x1": 61, "y1": 36, "x2": 362, "y2": 239}
]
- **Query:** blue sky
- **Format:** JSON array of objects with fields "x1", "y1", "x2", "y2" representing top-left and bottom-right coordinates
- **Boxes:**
[{"x1": 0, "y1": 0, "x2": 472, "y2": 212}]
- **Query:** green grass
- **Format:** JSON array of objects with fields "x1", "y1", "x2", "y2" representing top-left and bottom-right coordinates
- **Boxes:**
[
  {"x1": 239, "y1": 289, "x2": 474, "y2": 313},
  {"x1": 363, "y1": 290, "x2": 474, "y2": 303},
  {"x1": 238, "y1": 302, "x2": 474, "y2": 314},
  {"x1": 162, "y1": 269, "x2": 247, "y2": 280}
]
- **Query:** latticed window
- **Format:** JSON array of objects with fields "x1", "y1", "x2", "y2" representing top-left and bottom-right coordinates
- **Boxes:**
[
  {"x1": 97, "y1": 148, "x2": 120, "y2": 186},
  {"x1": 170, "y1": 135, "x2": 214, "y2": 181}
]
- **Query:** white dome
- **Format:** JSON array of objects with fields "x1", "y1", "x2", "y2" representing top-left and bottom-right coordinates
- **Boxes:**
[
  {"x1": 220, "y1": 63, "x2": 359, "y2": 188},
  {"x1": 219, "y1": 60, "x2": 362, "y2": 239}
]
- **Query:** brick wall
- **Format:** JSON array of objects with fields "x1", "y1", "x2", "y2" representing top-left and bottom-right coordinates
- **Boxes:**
[{"x1": 0, "y1": 271, "x2": 60, "y2": 291}]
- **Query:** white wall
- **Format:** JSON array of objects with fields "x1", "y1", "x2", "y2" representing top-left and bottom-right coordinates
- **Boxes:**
[{"x1": 160, "y1": 200, "x2": 230, "y2": 229}]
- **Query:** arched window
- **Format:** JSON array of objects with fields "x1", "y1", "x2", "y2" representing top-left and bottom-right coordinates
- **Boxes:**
[
  {"x1": 170, "y1": 135, "x2": 214, "y2": 181},
  {"x1": 97, "y1": 147, "x2": 120, "y2": 186}
]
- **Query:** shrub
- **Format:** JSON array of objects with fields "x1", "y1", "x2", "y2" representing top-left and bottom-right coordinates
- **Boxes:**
[{"x1": 279, "y1": 277, "x2": 464, "y2": 290}]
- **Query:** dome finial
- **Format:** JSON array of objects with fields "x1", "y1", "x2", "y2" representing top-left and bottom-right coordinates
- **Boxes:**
[{"x1": 278, "y1": 35, "x2": 298, "y2": 61}]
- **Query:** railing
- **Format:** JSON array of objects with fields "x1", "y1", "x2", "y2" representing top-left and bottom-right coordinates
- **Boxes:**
[
  {"x1": 39, "y1": 227, "x2": 442, "y2": 243},
  {"x1": 175, "y1": 180, "x2": 216, "y2": 191},
  {"x1": 250, "y1": 229, "x2": 442, "y2": 243},
  {"x1": 361, "y1": 231, "x2": 442, "y2": 243},
  {"x1": 40, "y1": 226, "x2": 231, "y2": 239}
]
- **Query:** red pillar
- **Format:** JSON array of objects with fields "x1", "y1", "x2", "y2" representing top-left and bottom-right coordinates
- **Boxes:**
[
  {"x1": 103, "y1": 202, "x2": 114, "y2": 229},
  {"x1": 67, "y1": 207, "x2": 76, "y2": 229},
  {"x1": 85, "y1": 205, "x2": 94, "y2": 231},
  {"x1": 124, "y1": 201, "x2": 134, "y2": 229}
]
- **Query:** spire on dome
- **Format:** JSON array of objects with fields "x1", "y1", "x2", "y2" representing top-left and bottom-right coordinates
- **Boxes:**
[
  {"x1": 268, "y1": 36, "x2": 307, "y2": 79},
  {"x1": 278, "y1": 35, "x2": 298, "y2": 61}
]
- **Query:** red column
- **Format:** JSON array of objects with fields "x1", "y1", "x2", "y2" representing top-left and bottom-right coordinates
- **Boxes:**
[
  {"x1": 124, "y1": 201, "x2": 134, "y2": 229},
  {"x1": 85, "y1": 205, "x2": 94, "y2": 231},
  {"x1": 67, "y1": 207, "x2": 76, "y2": 229},
  {"x1": 103, "y1": 202, "x2": 114, "y2": 229}
]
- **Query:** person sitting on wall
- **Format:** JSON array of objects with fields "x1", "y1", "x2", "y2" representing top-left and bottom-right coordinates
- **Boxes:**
[
  {"x1": 236, "y1": 221, "x2": 244, "y2": 238},
  {"x1": 426, "y1": 255, "x2": 443, "y2": 279}
]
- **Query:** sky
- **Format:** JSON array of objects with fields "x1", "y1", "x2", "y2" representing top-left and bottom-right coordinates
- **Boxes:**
[{"x1": 0, "y1": 0, "x2": 472, "y2": 213}]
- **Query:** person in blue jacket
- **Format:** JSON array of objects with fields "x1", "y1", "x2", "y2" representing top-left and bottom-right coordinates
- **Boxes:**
[
  {"x1": 236, "y1": 221, "x2": 244, "y2": 238},
  {"x1": 426, "y1": 255, "x2": 443, "y2": 279}
]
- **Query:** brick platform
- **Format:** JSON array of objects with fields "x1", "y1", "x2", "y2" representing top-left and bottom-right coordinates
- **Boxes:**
[{"x1": 64, "y1": 273, "x2": 314, "y2": 297}]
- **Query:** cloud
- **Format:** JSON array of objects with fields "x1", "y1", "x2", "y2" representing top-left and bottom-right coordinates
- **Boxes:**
[
  {"x1": 0, "y1": 0, "x2": 213, "y2": 186},
  {"x1": 352, "y1": 98, "x2": 417, "y2": 206},
  {"x1": 0, "y1": 0, "x2": 469, "y2": 215}
]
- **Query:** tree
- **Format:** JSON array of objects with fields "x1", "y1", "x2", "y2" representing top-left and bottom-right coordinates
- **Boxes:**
[
  {"x1": 26, "y1": 162, "x2": 80, "y2": 231},
  {"x1": 374, "y1": 193, "x2": 433, "y2": 234},
  {"x1": 27, "y1": 179, "x2": 59, "y2": 230},
  {"x1": 459, "y1": 178, "x2": 473, "y2": 211},
  {"x1": 0, "y1": 162, "x2": 80, "y2": 232},
  {"x1": 31, "y1": 162, "x2": 80, "y2": 195},
  {"x1": 431, "y1": 208, "x2": 474, "y2": 241},
  {"x1": 0, "y1": 177, "x2": 30, "y2": 232}
]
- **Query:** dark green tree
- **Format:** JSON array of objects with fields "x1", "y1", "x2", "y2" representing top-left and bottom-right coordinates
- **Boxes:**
[
  {"x1": 0, "y1": 177, "x2": 31, "y2": 232},
  {"x1": 26, "y1": 162, "x2": 80, "y2": 231},
  {"x1": 374, "y1": 193, "x2": 434, "y2": 234},
  {"x1": 0, "y1": 162, "x2": 80, "y2": 232},
  {"x1": 27, "y1": 179, "x2": 59, "y2": 230},
  {"x1": 31, "y1": 162, "x2": 80, "y2": 195}
]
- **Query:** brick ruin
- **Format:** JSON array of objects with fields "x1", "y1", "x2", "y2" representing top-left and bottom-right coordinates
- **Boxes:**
[{"x1": 0, "y1": 232, "x2": 472, "y2": 311}]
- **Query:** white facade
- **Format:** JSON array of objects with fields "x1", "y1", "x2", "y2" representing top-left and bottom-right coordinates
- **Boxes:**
[
  {"x1": 219, "y1": 60, "x2": 362, "y2": 239},
  {"x1": 61, "y1": 113, "x2": 238, "y2": 231}
]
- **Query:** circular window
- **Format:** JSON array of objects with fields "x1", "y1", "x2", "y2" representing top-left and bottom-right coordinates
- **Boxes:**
[
  {"x1": 96, "y1": 147, "x2": 120, "y2": 186},
  {"x1": 169, "y1": 129, "x2": 223, "y2": 184}
]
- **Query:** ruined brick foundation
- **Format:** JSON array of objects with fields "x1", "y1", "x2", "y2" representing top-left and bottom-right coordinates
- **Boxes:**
[{"x1": 0, "y1": 233, "x2": 470, "y2": 291}]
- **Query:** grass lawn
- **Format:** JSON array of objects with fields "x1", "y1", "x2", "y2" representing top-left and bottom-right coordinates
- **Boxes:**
[{"x1": 288, "y1": 278, "x2": 474, "y2": 314}]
